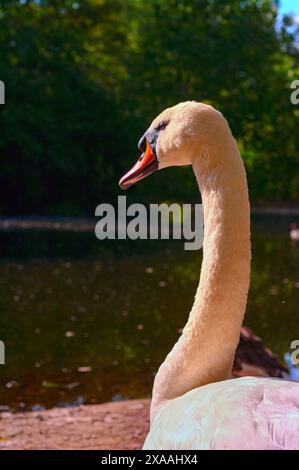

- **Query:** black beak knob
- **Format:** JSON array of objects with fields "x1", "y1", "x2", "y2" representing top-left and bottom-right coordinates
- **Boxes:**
[{"x1": 138, "y1": 134, "x2": 147, "y2": 152}]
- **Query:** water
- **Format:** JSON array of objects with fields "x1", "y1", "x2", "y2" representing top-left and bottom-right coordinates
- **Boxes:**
[{"x1": 0, "y1": 214, "x2": 298, "y2": 412}]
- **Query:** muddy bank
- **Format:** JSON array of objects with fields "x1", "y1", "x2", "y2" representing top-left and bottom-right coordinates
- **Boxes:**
[
  {"x1": 0, "y1": 326, "x2": 289, "y2": 450},
  {"x1": 0, "y1": 399, "x2": 150, "y2": 450}
]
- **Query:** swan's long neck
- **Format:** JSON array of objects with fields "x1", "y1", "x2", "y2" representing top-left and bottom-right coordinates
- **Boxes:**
[{"x1": 150, "y1": 127, "x2": 251, "y2": 421}]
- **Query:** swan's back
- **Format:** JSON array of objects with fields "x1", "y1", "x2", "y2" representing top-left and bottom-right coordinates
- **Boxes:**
[{"x1": 144, "y1": 377, "x2": 299, "y2": 450}]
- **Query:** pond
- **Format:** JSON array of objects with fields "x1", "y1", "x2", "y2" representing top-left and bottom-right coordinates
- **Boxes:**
[{"x1": 0, "y1": 213, "x2": 299, "y2": 412}]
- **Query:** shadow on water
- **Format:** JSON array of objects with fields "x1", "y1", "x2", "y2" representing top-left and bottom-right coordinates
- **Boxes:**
[{"x1": 0, "y1": 213, "x2": 298, "y2": 411}]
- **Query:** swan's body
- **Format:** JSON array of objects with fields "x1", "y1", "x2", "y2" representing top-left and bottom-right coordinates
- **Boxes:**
[
  {"x1": 119, "y1": 101, "x2": 299, "y2": 449},
  {"x1": 144, "y1": 377, "x2": 299, "y2": 450}
]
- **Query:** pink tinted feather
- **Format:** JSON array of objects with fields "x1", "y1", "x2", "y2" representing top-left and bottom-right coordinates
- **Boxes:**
[{"x1": 144, "y1": 377, "x2": 299, "y2": 449}]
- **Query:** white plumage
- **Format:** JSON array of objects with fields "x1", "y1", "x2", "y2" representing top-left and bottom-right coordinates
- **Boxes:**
[{"x1": 144, "y1": 377, "x2": 299, "y2": 450}]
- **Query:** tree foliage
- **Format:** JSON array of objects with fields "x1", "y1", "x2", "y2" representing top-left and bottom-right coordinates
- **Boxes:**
[{"x1": 0, "y1": 0, "x2": 298, "y2": 214}]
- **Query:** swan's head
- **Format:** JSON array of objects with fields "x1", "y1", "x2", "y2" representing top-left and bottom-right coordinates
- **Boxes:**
[{"x1": 119, "y1": 101, "x2": 226, "y2": 189}]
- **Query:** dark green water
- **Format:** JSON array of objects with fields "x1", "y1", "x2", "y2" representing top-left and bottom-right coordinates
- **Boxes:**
[{"x1": 0, "y1": 214, "x2": 299, "y2": 411}]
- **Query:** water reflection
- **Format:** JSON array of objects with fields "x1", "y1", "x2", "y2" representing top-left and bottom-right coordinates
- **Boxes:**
[{"x1": 0, "y1": 214, "x2": 298, "y2": 411}]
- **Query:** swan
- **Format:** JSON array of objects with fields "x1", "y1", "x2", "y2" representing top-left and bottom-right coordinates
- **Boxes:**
[
  {"x1": 119, "y1": 101, "x2": 299, "y2": 450},
  {"x1": 290, "y1": 223, "x2": 299, "y2": 242},
  {"x1": 232, "y1": 326, "x2": 287, "y2": 379}
]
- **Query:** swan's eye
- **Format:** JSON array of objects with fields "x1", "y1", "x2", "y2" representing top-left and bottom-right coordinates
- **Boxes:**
[{"x1": 156, "y1": 121, "x2": 168, "y2": 131}]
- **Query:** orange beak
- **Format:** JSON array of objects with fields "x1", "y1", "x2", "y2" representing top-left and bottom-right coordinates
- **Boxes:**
[{"x1": 119, "y1": 142, "x2": 158, "y2": 190}]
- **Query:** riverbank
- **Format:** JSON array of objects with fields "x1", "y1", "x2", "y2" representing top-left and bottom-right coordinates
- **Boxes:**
[
  {"x1": 0, "y1": 326, "x2": 290, "y2": 450},
  {"x1": 0, "y1": 399, "x2": 150, "y2": 450}
]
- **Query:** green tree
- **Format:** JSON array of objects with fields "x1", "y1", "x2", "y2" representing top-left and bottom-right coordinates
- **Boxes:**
[
  {"x1": 0, "y1": 0, "x2": 127, "y2": 214},
  {"x1": 0, "y1": 0, "x2": 298, "y2": 214}
]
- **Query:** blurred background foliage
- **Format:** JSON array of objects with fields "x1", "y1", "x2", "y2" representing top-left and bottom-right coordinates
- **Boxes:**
[{"x1": 0, "y1": 0, "x2": 298, "y2": 215}]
